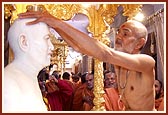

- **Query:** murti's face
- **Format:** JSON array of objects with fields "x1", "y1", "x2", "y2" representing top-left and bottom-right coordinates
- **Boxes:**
[
  {"x1": 28, "y1": 24, "x2": 54, "y2": 67},
  {"x1": 115, "y1": 23, "x2": 138, "y2": 54}
]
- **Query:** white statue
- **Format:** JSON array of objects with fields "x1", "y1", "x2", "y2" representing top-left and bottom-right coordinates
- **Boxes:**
[{"x1": 3, "y1": 18, "x2": 54, "y2": 112}]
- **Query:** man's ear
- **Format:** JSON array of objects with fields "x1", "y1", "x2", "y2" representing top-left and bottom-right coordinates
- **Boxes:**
[
  {"x1": 135, "y1": 38, "x2": 146, "y2": 50},
  {"x1": 18, "y1": 34, "x2": 29, "y2": 52}
]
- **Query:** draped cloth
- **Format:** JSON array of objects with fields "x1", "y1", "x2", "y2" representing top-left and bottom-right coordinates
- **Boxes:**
[
  {"x1": 147, "y1": 9, "x2": 165, "y2": 111},
  {"x1": 155, "y1": 90, "x2": 164, "y2": 111},
  {"x1": 147, "y1": 9, "x2": 164, "y2": 84},
  {"x1": 46, "y1": 79, "x2": 73, "y2": 111},
  {"x1": 155, "y1": 97, "x2": 164, "y2": 111},
  {"x1": 62, "y1": 80, "x2": 74, "y2": 111},
  {"x1": 158, "y1": 97, "x2": 164, "y2": 111},
  {"x1": 72, "y1": 83, "x2": 87, "y2": 111},
  {"x1": 73, "y1": 82, "x2": 82, "y2": 93},
  {"x1": 104, "y1": 87, "x2": 124, "y2": 111},
  {"x1": 82, "y1": 87, "x2": 94, "y2": 111}
]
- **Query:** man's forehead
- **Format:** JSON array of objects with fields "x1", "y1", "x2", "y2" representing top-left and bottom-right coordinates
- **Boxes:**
[
  {"x1": 106, "y1": 72, "x2": 115, "y2": 77},
  {"x1": 120, "y1": 22, "x2": 131, "y2": 28},
  {"x1": 120, "y1": 24, "x2": 133, "y2": 32},
  {"x1": 121, "y1": 24, "x2": 126, "y2": 28},
  {"x1": 155, "y1": 80, "x2": 160, "y2": 85},
  {"x1": 86, "y1": 74, "x2": 93, "y2": 79}
]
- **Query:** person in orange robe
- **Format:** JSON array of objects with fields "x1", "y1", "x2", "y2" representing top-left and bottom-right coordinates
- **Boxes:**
[
  {"x1": 82, "y1": 73, "x2": 94, "y2": 111},
  {"x1": 72, "y1": 72, "x2": 88, "y2": 111},
  {"x1": 103, "y1": 70, "x2": 125, "y2": 111},
  {"x1": 72, "y1": 74, "x2": 82, "y2": 93},
  {"x1": 72, "y1": 83, "x2": 87, "y2": 111},
  {"x1": 154, "y1": 79, "x2": 164, "y2": 111},
  {"x1": 158, "y1": 98, "x2": 164, "y2": 111}
]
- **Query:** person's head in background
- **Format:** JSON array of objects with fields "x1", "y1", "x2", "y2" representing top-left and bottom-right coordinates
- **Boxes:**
[
  {"x1": 52, "y1": 70, "x2": 60, "y2": 79},
  {"x1": 104, "y1": 70, "x2": 117, "y2": 89},
  {"x1": 155, "y1": 79, "x2": 163, "y2": 99},
  {"x1": 81, "y1": 72, "x2": 88, "y2": 84},
  {"x1": 62, "y1": 72, "x2": 71, "y2": 80},
  {"x1": 85, "y1": 72, "x2": 94, "y2": 90},
  {"x1": 37, "y1": 67, "x2": 49, "y2": 82},
  {"x1": 72, "y1": 74, "x2": 80, "y2": 83}
]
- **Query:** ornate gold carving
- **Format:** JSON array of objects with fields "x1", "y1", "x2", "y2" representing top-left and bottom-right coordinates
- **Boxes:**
[
  {"x1": 26, "y1": 4, "x2": 46, "y2": 12},
  {"x1": 102, "y1": 4, "x2": 119, "y2": 25},
  {"x1": 92, "y1": 59, "x2": 105, "y2": 111},
  {"x1": 4, "y1": 4, "x2": 16, "y2": 20},
  {"x1": 49, "y1": 34, "x2": 68, "y2": 73},
  {"x1": 44, "y1": 4, "x2": 82, "y2": 20},
  {"x1": 10, "y1": 4, "x2": 28, "y2": 24},
  {"x1": 121, "y1": 4, "x2": 142, "y2": 20}
]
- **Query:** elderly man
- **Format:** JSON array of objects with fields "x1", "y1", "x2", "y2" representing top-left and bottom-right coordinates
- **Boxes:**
[
  {"x1": 18, "y1": 10, "x2": 155, "y2": 111},
  {"x1": 103, "y1": 70, "x2": 124, "y2": 111},
  {"x1": 82, "y1": 73, "x2": 94, "y2": 111}
]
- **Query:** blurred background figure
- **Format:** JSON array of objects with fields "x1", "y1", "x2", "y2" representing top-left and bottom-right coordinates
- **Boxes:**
[
  {"x1": 154, "y1": 79, "x2": 164, "y2": 111},
  {"x1": 103, "y1": 70, "x2": 125, "y2": 111}
]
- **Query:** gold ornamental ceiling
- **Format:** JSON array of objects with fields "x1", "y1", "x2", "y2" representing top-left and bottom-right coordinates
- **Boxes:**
[{"x1": 4, "y1": 3, "x2": 142, "y2": 36}]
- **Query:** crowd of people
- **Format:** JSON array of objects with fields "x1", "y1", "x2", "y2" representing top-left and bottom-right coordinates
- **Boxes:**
[
  {"x1": 37, "y1": 66, "x2": 124, "y2": 111},
  {"x1": 37, "y1": 67, "x2": 164, "y2": 111}
]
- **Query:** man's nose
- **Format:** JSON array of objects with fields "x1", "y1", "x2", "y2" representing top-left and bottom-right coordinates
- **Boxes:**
[{"x1": 116, "y1": 33, "x2": 122, "y2": 40}]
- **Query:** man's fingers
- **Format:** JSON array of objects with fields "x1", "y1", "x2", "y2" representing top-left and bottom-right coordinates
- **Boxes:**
[
  {"x1": 18, "y1": 11, "x2": 42, "y2": 18},
  {"x1": 18, "y1": 13, "x2": 40, "y2": 18},
  {"x1": 26, "y1": 19, "x2": 41, "y2": 25}
]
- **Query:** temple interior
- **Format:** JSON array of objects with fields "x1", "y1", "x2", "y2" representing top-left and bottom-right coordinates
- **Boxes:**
[{"x1": 3, "y1": 3, "x2": 165, "y2": 112}]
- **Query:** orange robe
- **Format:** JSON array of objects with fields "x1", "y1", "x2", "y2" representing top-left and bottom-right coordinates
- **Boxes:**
[
  {"x1": 73, "y1": 82, "x2": 82, "y2": 93},
  {"x1": 155, "y1": 97, "x2": 164, "y2": 110},
  {"x1": 103, "y1": 87, "x2": 124, "y2": 111},
  {"x1": 158, "y1": 98, "x2": 164, "y2": 111},
  {"x1": 72, "y1": 83, "x2": 87, "y2": 111},
  {"x1": 82, "y1": 87, "x2": 94, "y2": 111},
  {"x1": 155, "y1": 91, "x2": 164, "y2": 111}
]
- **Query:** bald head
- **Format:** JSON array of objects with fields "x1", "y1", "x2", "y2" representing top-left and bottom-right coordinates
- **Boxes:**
[
  {"x1": 7, "y1": 18, "x2": 49, "y2": 58},
  {"x1": 116, "y1": 20, "x2": 148, "y2": 53},
  {"x1": 124, "y1": 20, "x2": 148, "y2": 41}
]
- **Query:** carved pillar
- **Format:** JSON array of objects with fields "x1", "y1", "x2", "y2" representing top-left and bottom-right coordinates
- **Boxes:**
[
  {"x1": 50, "y1": 34, "x2": 68, "y2": 73},
  {"x1": 84, "y1": 4, "x2": 118, "y2": 111}
]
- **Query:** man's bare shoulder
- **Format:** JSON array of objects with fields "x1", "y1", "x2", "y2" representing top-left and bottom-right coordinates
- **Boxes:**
[
  {"x1": 136, "y1": 54, "x2": 155, "y2": 68},
  {"x1": 136, "y1": 53, "x2": 155, "y2": 60},
  {"x1": 113, "y1": 53, "x2": 155, "y2": 73}
]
